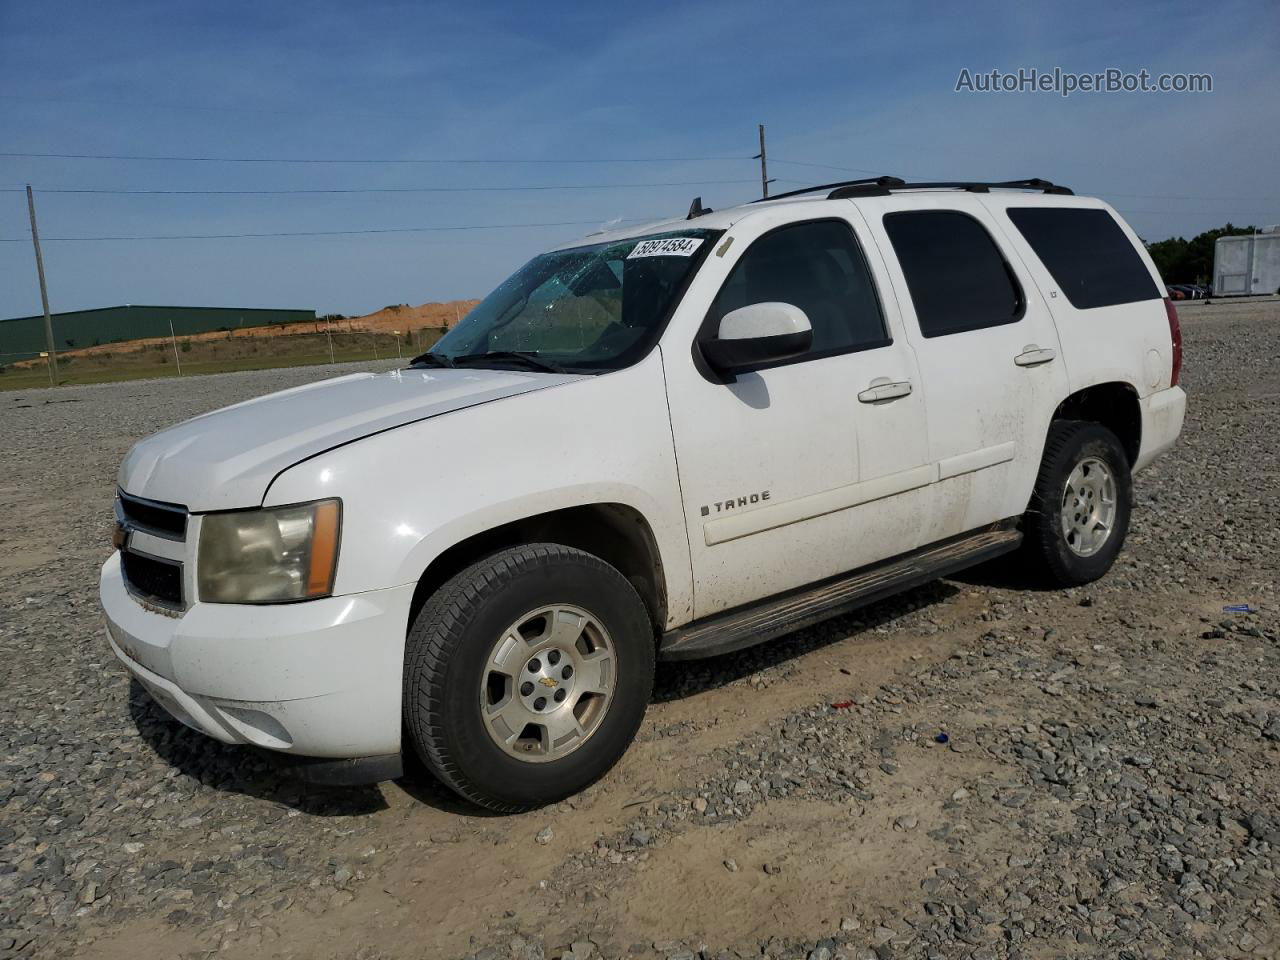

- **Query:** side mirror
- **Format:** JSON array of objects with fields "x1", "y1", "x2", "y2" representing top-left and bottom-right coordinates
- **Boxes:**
[{"x1": 700, "y1": 302, "x2": 813, "y2": 376}]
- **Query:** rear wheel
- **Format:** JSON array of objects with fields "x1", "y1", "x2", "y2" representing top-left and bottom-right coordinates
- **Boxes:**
[
  {"x1": 1023, "y1": 420, "x2": 1132, "y2": 586},
  {"x1": 403, "y1": 544, "x2": 655, "y2": 812}
]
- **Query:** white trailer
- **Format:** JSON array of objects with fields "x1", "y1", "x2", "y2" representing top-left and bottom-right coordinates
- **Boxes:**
[{"x1": 1214, "y1": 228, "x2": 1280, "y2": 296}]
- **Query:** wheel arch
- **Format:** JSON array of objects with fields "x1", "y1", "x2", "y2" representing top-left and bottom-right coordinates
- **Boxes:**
[
  {"x1": 406, "y1": 502, "x2": 669, "y2": 638},
  {"x1": 1047, "y1": 381, "x2": 1142, "y2": 466}
]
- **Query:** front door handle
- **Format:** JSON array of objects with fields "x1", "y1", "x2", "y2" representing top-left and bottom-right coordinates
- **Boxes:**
[
  {"x1": 1015, "y1": 345, "x2": 1057, "y2": 367},
  {"x1": 857, "y1": 378, "x2": 913, "y2": 403}
]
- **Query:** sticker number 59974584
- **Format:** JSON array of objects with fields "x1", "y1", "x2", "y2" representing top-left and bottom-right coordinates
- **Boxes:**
[{"x1": 627, "y1": 237, "x2": 704, "y2": 259}]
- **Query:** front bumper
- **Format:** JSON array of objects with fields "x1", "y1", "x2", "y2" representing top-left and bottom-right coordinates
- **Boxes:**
[{"x1": 101, "y1": 551, "x2": 416, "y2": 760}]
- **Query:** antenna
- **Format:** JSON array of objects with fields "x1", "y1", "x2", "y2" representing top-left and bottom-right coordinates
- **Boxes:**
[{"x1": 686, "y1": 196, "x2": 713, "y2": 220}]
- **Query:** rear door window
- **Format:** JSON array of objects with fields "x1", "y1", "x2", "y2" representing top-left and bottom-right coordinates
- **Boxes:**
[
  {"x1": 883, "y1": 211, "x2": 1024, "y2": 338},
  {"x1": 1006, "y1": 207, "x2": 1161, "y2": 309}
]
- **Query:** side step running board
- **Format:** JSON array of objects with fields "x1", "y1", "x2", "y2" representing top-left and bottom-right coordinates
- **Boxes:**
[{"x1": 659, "y1": 523, "x2": 1022, "y2": 661}]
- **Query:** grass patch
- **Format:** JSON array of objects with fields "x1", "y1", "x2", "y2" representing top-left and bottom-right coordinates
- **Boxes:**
[{"x1": 0, "y1": 330, "x2": 441, "y2": 393}]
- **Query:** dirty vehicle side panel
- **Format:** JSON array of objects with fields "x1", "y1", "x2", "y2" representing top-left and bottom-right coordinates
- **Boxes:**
[
  {"x1": 263, "y1": 350, "x2": 694, "y2": 621},
  {"x1": 856, "y1": 195, "x2": 1071, "y2": 546},
  {"x1": 659, "y1": 204, "x2": 935, "y2": 619}
]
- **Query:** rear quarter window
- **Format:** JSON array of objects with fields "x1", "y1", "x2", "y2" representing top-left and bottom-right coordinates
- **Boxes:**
[{"x1": 1006, "y1": 207, "x2": 1161, "y2": 310}]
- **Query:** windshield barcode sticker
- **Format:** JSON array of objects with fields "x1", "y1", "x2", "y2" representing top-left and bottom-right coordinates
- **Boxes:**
[{"x1": 627, "y1": 237, "x2": 704, "y2": 259}]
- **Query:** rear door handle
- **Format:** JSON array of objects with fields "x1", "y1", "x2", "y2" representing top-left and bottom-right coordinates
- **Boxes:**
[
  {"x1": 1014, "y1": 345, "x2": 1056, "y2": 367},
  {"x1": 857, "y1": 378, "x2": 913, "y2": 403}
]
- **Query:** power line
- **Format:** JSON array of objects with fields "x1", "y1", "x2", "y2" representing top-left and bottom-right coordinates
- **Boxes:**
[
  {"x1": 1097, "y1": 191, "x2": 1280, "y2": 203},
  {"x1": 1, "y1": 208, "x2": 1266, "y2": 242},
  {"x1": 1116, "y1": 208, "x2": 1279, "y2": 218},
  {"x1": 0, "y1": 92, "x2": 330, "y2": 117},
  {"x1": 5, "y1": 151, "x2": 1269, "y2": 203},
  {"x1": 5, "y1": 149, "x2": 1273, "y2": 203},
  {"x1": 0, "y1": 150, "x2": 748, "y2": 165},
  {"x1": 770, "y1": 158, "x2": 890, "y2": 176},
  {"x1": 0, "y1": 217, "x2": 652, "y2": 243},
  {"x1": 0, "y1": 178, "x2": 757, "y2": 197},
  {"x1": 771, "y1": 160, "x2": 1279, "y2": 204},
  {"x1": 7, "y1": 178, "x2": 1270, "y2": 205}
]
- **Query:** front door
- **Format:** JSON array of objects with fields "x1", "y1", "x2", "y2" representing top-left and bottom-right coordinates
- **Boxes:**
[{"x1": 662, "y1": 210, "x2": 934, "y2": 619}]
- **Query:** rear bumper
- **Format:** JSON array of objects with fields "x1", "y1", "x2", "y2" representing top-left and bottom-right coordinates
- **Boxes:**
[
  {"x1": 101, "y1": 551, "x2": 415, "y2": 762},
  {"x1": 1134, "y1": 386, "x2": 1187, "y2": 473}
]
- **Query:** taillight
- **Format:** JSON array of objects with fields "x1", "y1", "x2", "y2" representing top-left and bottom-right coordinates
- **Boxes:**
[{"x1": 1164, "y1": 297, "x2": 1182, "y2": 387}]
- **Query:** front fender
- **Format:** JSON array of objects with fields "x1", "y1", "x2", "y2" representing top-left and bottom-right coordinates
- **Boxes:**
[
  {"x1": 389, "y1": 481, "x2": 672, "y2": 588},
  {"x1": 263, "y1": 352, "x2": 694, "y2": 625}
]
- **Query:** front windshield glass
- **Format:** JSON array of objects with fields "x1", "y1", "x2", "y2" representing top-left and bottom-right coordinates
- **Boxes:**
[{"x1": 422, "y1": 229, "x2": 718, "y2": 372}]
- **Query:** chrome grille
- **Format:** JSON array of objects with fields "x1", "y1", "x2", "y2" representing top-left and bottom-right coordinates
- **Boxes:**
[
  {"x1": 120, "y1": 550, "x2": 184, "y2": 608},
  {"x1": 116, "y1": 490, "x2": 190, "y2": 610},
  {"x1": 117, "y1": 490, "x2": 188, "y2": 539}
]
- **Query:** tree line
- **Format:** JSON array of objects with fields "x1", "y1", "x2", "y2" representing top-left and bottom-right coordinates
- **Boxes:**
[{"x1": 1146, "y1": 223, "x2": 1257, "y2": 286}]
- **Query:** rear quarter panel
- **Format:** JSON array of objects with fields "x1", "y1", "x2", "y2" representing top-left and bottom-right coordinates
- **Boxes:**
[{"x1": 979, "y1": 196, "x2": 1175, "y2": 400}]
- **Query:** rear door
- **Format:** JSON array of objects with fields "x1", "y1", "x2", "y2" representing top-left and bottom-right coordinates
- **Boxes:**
[
  {"x1": 860, "y1": 196, "x2": 1070, "y2": 545},
  {"x1": 662, "y1": 207, "x2": 933, "y2": 619}
]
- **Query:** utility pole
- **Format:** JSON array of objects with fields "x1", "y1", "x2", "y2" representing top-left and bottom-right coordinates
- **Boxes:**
[
  {"x1": 754, "y1": 124, "x2": 772, "y2": 200},
  {"x1": 26, "y1": 186, "x2": 58, "y2": 386},
  {"x1": 168, "y1": 319, "x2": 182, "y2": 376}
]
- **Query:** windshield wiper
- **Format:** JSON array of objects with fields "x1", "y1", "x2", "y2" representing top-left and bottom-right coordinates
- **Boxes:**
[
  {"x1": 408, "y1": 351, "x2": 455, "y2": 368},
  {"x1": 450, "y1": 350, "x2": 569, "y2": 374}
]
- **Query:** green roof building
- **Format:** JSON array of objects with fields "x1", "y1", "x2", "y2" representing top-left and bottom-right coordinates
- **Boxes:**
[{"x1": 0, "y1": 304, "x2": 316, "y2": 364}]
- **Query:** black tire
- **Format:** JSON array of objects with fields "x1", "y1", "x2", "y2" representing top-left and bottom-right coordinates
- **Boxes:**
[
  {"x1": 402, "y1": 543, "x2": 655, "y2": 812},
  {"x1": 1023, "y1": 420, "x2": 1133, "y2": 587}
]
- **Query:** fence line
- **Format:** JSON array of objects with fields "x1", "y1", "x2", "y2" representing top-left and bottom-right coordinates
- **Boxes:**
[{"x1": 0, "y1": 326, "x2": 446, "y2": 384}]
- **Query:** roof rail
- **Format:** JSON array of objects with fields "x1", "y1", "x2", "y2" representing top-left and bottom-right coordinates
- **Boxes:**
[
  {"x1": 753, "y1": 176, "x2": 905, "y2": 203},
  {"x1": 828, "y1": 177, "x2": 1073, "y2": 199}
]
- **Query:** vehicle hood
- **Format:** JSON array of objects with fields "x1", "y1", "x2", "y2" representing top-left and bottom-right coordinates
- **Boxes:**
[{"x1": 118, "y1": 367, "x2": 585, "y2": 511}]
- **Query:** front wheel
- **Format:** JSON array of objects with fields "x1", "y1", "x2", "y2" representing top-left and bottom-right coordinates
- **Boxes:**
[
  {"x1": 403, "y1": 544, "x2": 655, "y2": 812},
  {"x1": 1022, "y1": 420, "x2": 1133, "y2": 586}
]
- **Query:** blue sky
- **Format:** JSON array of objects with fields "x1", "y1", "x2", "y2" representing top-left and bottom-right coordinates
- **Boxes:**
[{"x1": 1, "y1": 0, "x2": 1277, "y2": 319}]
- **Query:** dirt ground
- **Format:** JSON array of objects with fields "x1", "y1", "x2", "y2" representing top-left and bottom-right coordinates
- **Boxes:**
[{"x1": 1, "y1": 298, "x2": 1277, "y2": 960}]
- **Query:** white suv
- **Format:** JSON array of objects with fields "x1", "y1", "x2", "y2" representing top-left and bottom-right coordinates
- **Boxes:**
[{"x1": 101, "y1": 176, "x2": 1187, "y2": 811}]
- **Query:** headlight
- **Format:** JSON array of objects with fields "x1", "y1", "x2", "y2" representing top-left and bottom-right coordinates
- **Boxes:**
[{"x1": 198, "y1": 499, "x2": 341, "y2": 604}]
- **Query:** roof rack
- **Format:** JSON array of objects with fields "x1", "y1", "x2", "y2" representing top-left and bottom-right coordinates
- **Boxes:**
[
  {"x1": 752, "y1": 176, "x2": 906, "y2": 203},
  {"x1": 828, "y1": 177, "x2": 1073, "y2": 199},
  {"x1": 753, "y1": 176, "x2": 1073, "y2": 203}
]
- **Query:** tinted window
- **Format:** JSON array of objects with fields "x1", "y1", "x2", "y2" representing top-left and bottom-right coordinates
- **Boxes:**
[
  {"x1": 708, "y1": 219, "x2": 888, "y2": 358},
  {"x1": 884, "y1": 211, "x2": 1024, "y2": 338},
  {"x1": 1007, "y1": 207, "x2": 1161, "y2": 309}
]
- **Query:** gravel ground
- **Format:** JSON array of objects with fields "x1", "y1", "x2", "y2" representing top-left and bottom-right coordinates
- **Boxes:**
[{"x1": 1, "y1": 301, "x2": 1277, "y2": 960}]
